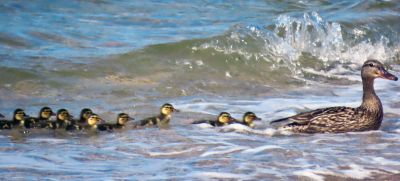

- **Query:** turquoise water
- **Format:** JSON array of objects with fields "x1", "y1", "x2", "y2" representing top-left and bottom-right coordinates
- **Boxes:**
[{"x1": 0, "y1": 0, "x2": 400, "y2": 180}]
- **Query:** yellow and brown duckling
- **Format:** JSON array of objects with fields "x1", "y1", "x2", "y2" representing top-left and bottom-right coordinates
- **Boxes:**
[
  {"x1": 11, "y1": 108, "x2": 34, "y2": 129},
  {"x1": 192, "y1": 112, "x2": 235, "y2": 127},
  {"x1": 30, "y1": 107, "x2": 56, "y2": 128},
  {"x1": 97, "y1": 113, "x2": 134, "y2": 131},
  {"x1": 139, "y1": 103, "x2": 179, "y2": 127},
  {"x1": 81, "y1": 113, "x2": 104, "y2": 132},
  {"x1": 270, "y1": 60, "x2": 398, "y2": 133},
  {"x1": 0, "y1": 113, "x2": 12, "y2": 129},
  {"x1": 76, "y1": 108, "x2": 94, "y2": 125},
  {"x1": 234, "y1": 112, "x2": 262, "y2": 128},
  {"x1": 51, "y1": 109, "x2": 81, "y2": 131}
]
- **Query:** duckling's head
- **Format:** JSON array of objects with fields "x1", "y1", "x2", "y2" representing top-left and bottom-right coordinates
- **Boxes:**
[
  {"x1": 117, "y1": 113, "x2": 133, "y2": 125},
  {"x1": 39, "y1": 107, "x2": 55, "y2": 119},
  {"x1": 243, "y1": 112, "x2": 262, "y2": 124},
  {"x1": 160, "y1": 103, "x2": 179, "y2": 116},
  {"x1": 80, "y1": 108, "x2": 93, "y2": 121},
  {"x1": 362, "y1": 60, "x2": 398, "y2": 81},
  {"x1": 57, "y1": 109, "x2": 73, "y2": 121},
  {"x1": 0, "y1": 113, "x2": 4, "y2": 118},
  {"x1": 14, "y1": 108, "x2": 28, "y2": 121},
  {"x1": 87, "y1": 114, "x2": 102, "y2": 126},
  {"x1": 218, "y1": 112, "x2": 233, "y2": 124}
]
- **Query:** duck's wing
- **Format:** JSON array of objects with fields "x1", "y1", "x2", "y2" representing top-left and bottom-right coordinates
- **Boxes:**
[{"x1": 270, "y1": 106, "x2": 355, "y2": 127}]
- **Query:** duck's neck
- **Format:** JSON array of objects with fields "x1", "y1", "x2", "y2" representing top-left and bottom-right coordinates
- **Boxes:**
[{"x1": 360, "y1": 77, "x2": 382, "y2": 111}]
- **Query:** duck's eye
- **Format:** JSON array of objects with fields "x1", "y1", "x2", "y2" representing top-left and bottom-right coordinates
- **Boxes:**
[{"x1": 368, "y1": 63, "x2": 374, "y2": 67}]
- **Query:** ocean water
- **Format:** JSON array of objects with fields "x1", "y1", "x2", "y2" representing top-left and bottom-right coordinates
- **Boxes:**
[{"x1": 0, "y1": 0, "x2": 400, "y2": 180}]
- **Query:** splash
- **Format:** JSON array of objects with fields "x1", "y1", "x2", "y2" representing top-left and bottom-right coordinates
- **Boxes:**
[{"x1": 196, "y1": 12, "x2": 399, "y2": 77}]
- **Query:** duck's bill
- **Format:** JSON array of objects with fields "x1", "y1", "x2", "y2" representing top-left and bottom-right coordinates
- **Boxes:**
[
  {"x1": 173, "y1": 108, "x2": 180, "y2": 113},
  {"x1": 128, "y1": 117, "x2": 135, "y2": 121},
  {"x1": 380, "y1": 69, "x2": 398, "y2": 81}
]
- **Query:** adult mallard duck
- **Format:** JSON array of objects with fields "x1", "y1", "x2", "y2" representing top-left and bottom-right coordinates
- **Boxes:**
[
  {"x1": 234, "y1": 112, "x2": 262, "y2": 128},
  {"x1": 192, "y1": 112, "x2": 235, "y2": 127},
  {"x1": 270, "y1": 60, "x2": 398, "y2": 133}
]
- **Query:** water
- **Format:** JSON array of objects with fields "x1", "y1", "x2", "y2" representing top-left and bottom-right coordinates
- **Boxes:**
[{"x1": 0, "y1": 0, "x2": 400, "y2": 180}]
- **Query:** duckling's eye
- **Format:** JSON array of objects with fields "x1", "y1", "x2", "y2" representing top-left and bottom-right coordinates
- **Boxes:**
[{"x1": 368, "y1": 63, "x2": 374, "y2": 67}]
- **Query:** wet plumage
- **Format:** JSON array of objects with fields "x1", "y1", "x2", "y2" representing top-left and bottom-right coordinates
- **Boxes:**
[{"x1": 270, "y1": 60, "x2": 398, "y2": 133}]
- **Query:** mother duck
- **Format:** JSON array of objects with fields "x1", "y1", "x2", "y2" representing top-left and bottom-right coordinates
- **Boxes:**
[{"x1": 270, "y1": 60, "x2": 397, "y2": 133}]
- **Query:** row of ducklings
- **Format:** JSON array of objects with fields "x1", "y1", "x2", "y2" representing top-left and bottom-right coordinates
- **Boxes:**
[{"x1": 0, "y1": 103, "x2": 262, "y2": 132}]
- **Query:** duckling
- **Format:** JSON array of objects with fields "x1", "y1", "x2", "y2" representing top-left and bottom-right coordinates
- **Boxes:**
[
  {"x1": 50, "y1": 109, "x2": 81, "y2": 131},
  {"x1": 138, "y1": 103, "x2": 179, "y2": 127},
  {"x1": 76, "y1": 108, "x2": 94, "y2": 125},
  {"x1": 30, "y1": 107, "x2": 55, "y2": 128},
  {"x1": 0, "y1": 113, "x2": 12, "y2": 129},
  {"x1": 97, "y1": 113, "x2": 134, "y2": 131},
  {"x1": 11, "y1": 108, "x2": 34, "y2": 129},
  {"x1": 270, "y1": 60, "x2": 398, "y2": 133},
  {"x1": 192, "y1": 112, "x2": 234, "y2": 127},
  {"x1": 234, "y1": 112, "x2": 262, "y2": 128},
  {"x1": 81, "y1": 113, "x2": 104, "y2": 132}
]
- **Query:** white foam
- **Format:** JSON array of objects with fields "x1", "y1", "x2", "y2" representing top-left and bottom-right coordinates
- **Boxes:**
[
  {"x1": 340, "y1": 164, "x2": 374, "y2": 179},
  {"x1": 200, "y1": 146, "x2": 249, "y2": 157},
  {"x1": 194, "y1": 123, "x2": 214, "y2": 129},
  {"x1": 293, "y1": 169, "x2": 325, "y2": 181},
  {"x1": 147, "y1": 147, "x2": 201, "y2": 157},
  {"x1": 242, "y1": 145, "x2": 284, "y2": 154},
  {"x1": 192, "y1": 172, "x2": 249, "y2": 179}
]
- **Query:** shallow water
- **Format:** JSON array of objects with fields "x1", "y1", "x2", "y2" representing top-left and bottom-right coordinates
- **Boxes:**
[{"x1": 0, "y1": 0, "x2": 400, "y2": 180}]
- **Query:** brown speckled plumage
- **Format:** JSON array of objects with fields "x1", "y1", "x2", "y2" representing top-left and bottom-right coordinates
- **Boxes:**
[{"x1": 270, "y1": 60, "x2": 397, "y2": 133}]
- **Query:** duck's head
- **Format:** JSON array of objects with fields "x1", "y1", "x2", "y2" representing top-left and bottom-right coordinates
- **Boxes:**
[
  {"x1": 87, "y1": 114, "x2": 102, "y2": 126},
  {"x1": 243, "y1": 112, "x2": 262, "y2": 124},
  {"x1": 362, "y1": 60, "x2": 398, "y2": 81},
  {"x1": 117, "y1": 113, "x2": 134, "y2": 125},
  {"x1": 39, "y1": 107, "x2": 55, "y2": 119},
  {"x1": 218, "y1": 112, "x2": 234, "y2": 124},
  {"x1": 80, "y1": 108, "x2": 93, "y2": 121},
  {"x1": 13, "y1": 108, "x2": 29, "y2": 121},
  {"x1": 160, "y1": 103, "x2": 179, "y2": 116},
  {"x1": 0, "y1": 113, "x2": 4, "y2": 118},
  {"x1": 56, "y1": 109, "x2": 73, "y2": 122}
]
